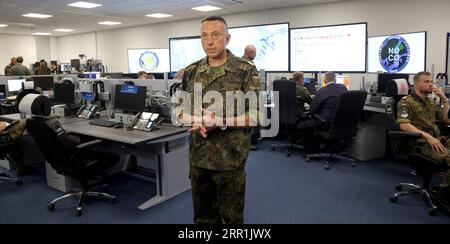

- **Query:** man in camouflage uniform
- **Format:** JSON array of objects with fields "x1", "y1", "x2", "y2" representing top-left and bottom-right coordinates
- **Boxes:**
[
  {"x1": 0, "y1": 120, "x2": 27, "y2": 176},
  {"x1": 397, "y1": 71, "x2": 450, "y2": 203},
  {"x1": 293, "y1": 71, "x2": 312, "y2": 117},
  {"x1": 180, "y1": 16, "x2": 260, "y2": 224},
  {"x1": 4, "y1": 57, "x2": 16, "y2": 76}
]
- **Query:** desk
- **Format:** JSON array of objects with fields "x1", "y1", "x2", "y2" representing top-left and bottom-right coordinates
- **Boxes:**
[
  {"x1": 63, "y1": 118, "x2": 190, "y2": 210},
  {"x1": 1, "y1": 114, "x2": 191, "y2": 210}
]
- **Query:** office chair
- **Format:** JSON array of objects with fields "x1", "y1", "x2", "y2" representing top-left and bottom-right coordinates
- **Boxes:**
[
  {"x1": 19, "y1": 94, "x2": 120, "y2": 217},
  {"x1": 305, "y1": 91, "x2": 367, "y2": 170},
  {"x1": 270, "y1": 80, "x2": 303, "y2": 157},
  {"x1": 385, "y1": 97, "x2": 447, "y2": 216},
  {"x1": 0, "y1": 141, "x2": 23, "y2": 186}
]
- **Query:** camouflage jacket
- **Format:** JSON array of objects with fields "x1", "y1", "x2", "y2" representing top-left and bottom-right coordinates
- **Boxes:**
[
  {"x1": 0, "y1": 120, "x2": 26, "y2": 145},
  {"x1": 182, "y1": 50, "x2": 260, "y2": 171},
  {"x1": 397, "y1": 94, "x2": 444, "y2": 138},
  {"x1": 296, "y1": 85, "x2": 312, "y2": 116}
]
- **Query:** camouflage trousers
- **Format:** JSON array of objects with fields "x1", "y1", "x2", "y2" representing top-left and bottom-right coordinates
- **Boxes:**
[
  {"x1": 189, "y1": 165, "x2": 246, "y2": 224},
  {"x1": 414, "y1": 136, "x2": 450, "y2": 186}
]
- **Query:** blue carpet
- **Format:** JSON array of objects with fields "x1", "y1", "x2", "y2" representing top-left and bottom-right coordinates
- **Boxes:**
[{"x1": 1, "y1": 141, "x2": 449, "y2": 224}]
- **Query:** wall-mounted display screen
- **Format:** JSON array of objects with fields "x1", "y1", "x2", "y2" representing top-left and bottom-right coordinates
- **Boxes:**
[
  {"x1": 128, "y1": 48, "x2": 170, "y2": 73},
  {"x1": 170, "y1": 37, "x2": 204, "y2": 72},
  {"x1": 368, "y1": 32, "x2": 426, "y2": 74},
  {"x1": 290, "y1": 22, "x2": 367, "y2": 73},
  {"x1": 228, "y1": 23, "x2": 290, "y2": 71}
]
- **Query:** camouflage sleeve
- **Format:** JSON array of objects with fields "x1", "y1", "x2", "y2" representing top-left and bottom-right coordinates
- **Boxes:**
[
  {"x1": 243, "y1": 66, "x2": 260, "y2": 126},
  {"x1": 0, "y1": 120, "x2": 26, "y2": 144},
  {"x1": 397, "y1": 99, "x2": 412, "y2": 124},
  {"x1": 435, "y1": 103, "x2": 445, "y2": 121}
]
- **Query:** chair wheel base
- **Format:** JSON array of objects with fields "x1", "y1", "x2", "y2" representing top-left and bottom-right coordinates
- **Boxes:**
[
  {"x1": 47, "y1": 204, "x2": 55, "y2": 211},
  {"x1": 75, "y1": 207, "x2": 83, "y2": 217},
  {"x1": 390, "y1": 196, "x2": 398, "y2": 203},
  {"x1": 428, "y1": 208, "x2": 437, "y2": 216},
  {"x1": 395, "y1": 185, "x2": 403, "y2": 192},
  {"x1": 16, "y1": 179, "x2": 23, "y2": 185}
]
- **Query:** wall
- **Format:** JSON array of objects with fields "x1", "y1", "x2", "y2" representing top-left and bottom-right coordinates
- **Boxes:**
[
  {"x1": 35, "y1": 36, "x2": 51, "y2": 62},
  {"x1": 55, "y1": 32, "x2": 97, "y2": 64},
  {"x1": 4, "y1": 0, "x2": 450, "y2": 87},
  {"x1": 0, "y1": 34, "x2": 37, "y2": 75}
]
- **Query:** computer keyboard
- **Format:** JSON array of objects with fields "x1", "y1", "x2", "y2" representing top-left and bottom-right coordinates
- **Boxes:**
[{"x1": 89, "y1": 119, "x2": 116, "y2": 127}]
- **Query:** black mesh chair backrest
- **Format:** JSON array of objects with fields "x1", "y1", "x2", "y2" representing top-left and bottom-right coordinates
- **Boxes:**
[
  {"x1": 273, "y1": 80, "x2": 297, "y2": 132},
  {"x1": 27, "y1": 118, "x2": 80, "y2": 176},
  {"x1": 328, "y1": 91, "x2": 367, "y2": 139}
]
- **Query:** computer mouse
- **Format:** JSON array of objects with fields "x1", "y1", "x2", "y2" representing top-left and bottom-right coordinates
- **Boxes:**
[{"x1": 114, "y1": 123, "x2": 124, "y2": 129}]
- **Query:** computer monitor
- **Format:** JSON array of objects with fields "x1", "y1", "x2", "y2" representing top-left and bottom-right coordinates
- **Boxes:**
[
  {"x1": 114, "y1": 84, "x2": 147, "y2": 112},
  {"x1": 71, "y1": 59, "x2": 80, "y2": 69},
  {"x1": 107, "y1": 72, "x2": 123, "y2": 78},
  {"x1": 150, "y1": 73, "x2": 164, "y2": 79},
  {"x1": 83, "y1": 72, "x2": 101, "y2": 79},
  {"x1": 0, "y1": 84, "x2": 6, "y2": 99},
  {"x1": 377, "y1": 73, "x2": 409, "y2": 94},
  {"x1": 7, "y1": 79, "x2": 25, "y2": 93},
  {"x1": 32, "y1": 76, "x2": 54, "y2": 90},
  {"x1": 304, "y1": 78, "x2": 312, "y2": 84},
  {"x1": 305, "y1": 78, "x2": 317, "y2": 95},
  {"x1": 336, "y1": 75, "x2": 350, "y2": 89},
  {"x1": 168, "y1": 71, "x2": 177, "y2": 79},
  {"x1": 60, "y1": 63, "x2": 71, "y2": 72},
  {"x1": 123, "y1": 73, "x2": 138, "y2": 79},
  {"x1": 54, "y1": 83, "x2": 75, "y2": 104}
]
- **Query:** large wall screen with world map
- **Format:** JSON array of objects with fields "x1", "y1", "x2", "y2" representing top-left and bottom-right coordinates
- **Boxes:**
[
  {"x1": 227, "y1": 23, "x2": 289, "y2": 71},
  {"x1": 128, "y1": 48, "x2": 170, "y2": 73},
  {"x1": 368, "y1": 32, "x2": 426, "y2": 74},
  {"x1": 290, "y1": 23, "x2": 367, "y2": 73},
  {"x1": 170, "y1": 36, "x2": 205, "y2": 72}
]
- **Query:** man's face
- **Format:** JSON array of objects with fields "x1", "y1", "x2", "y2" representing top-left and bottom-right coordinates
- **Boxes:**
[
  {"x1": 247, "y1": 48, "x2": 256, "y2": 61},
  {"x1": 415, "y1": 75, "x2": 433, "y2": 94},
  {"x1": 201, "y1": 20, "x2": 230, "y2": 59},
  {"x1": 11, "y1": 58, "x2": 16, "y2": 65},
  {"x1": 40, "y1": 62, "x2": 46, "y2": 68}
]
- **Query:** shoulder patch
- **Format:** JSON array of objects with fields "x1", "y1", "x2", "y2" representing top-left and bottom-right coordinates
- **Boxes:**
[{"x1": 398, "y1": 105, "x2": 410, "y2": 119}]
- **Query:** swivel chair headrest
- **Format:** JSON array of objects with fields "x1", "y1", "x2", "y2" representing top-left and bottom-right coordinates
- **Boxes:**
[{"x1": 18, "y1": 94, "x2": 51, "y2": 117}]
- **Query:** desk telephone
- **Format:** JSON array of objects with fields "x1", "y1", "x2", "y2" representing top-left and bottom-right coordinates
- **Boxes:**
[
  {"x1": 77, "y1": 104, "x2": 101, "y2": 119},
  {"x1": 131, "y1": 112, "x2": 161, "y2": 131}
]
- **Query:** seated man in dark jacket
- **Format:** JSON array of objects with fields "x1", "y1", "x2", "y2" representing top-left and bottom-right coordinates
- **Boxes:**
[{"x1": 297, "y1": 72, "x2": 348, "y2": 153}]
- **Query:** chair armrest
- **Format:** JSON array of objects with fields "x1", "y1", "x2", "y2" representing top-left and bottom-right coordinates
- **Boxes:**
[
  {"x1": 76, "y1": 139, "x2": 103, "y2": 149},
  {"x1": 313, "y1": 114, "x2": 327, "y2": 124},
  {"x1": 388, "y1": 131, "x2": 422, "y2": 140}
]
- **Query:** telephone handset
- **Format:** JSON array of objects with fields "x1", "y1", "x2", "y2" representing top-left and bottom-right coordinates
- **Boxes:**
[
  {"x1": 76, "y1": 104, "x2": 101, "y2": 119},
  {"x1": 131, "y1": 112, "x2": 161, "y2": 132}
]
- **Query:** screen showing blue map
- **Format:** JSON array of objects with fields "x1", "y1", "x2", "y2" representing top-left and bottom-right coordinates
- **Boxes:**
[{"x1": 228, "y1": 23, "x2": 289, "y2": 71}]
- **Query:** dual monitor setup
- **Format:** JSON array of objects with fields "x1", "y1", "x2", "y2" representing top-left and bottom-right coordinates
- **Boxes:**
[{"x1": 5, "y1": 77, "x2": 76, "y2": 104}]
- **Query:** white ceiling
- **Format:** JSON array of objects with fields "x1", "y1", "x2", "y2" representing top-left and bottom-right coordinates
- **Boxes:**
[{"x1": 0, "y1": 0, "x2": 348, "y2": 36}]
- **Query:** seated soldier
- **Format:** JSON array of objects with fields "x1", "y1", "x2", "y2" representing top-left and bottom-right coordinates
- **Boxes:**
[
  {"x1": 0, "y1": 120, "x2": 28, "y2": 176},
  {"x1": 397, "y1": 71, "x2": 450, "y2": 206}
]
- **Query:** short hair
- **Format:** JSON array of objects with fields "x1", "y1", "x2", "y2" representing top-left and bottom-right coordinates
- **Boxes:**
[
  {"x1": 137, "y1": 71, "x2": 148, "y2": 77},
  {"x1": 16, "y1": 56, "x2": 24, "y2": 63},
  {"x1": 40, "y1": 59, "x2": 46, "y2": 63},
  {"x1": 324, "y1": 71, "x2": 336, "y2": 83},
  {"x1": 414, "y1": 71, "x2": 432, "y2": 83},
  {"x1": 292, "y1": 72, "x2": 304, "y2": 82},
  {"x1": 201, "y1": 16, "x2": 228, "y2": 28}
]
